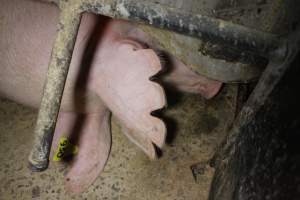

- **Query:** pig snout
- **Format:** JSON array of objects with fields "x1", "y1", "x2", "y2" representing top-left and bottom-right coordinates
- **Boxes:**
[{"x1": 0, "y1": 0, "x2": 222, "y2": 193}]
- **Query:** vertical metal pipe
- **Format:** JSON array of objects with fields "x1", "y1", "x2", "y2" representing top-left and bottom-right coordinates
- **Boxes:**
[{"x1": 28, "y1": 10, "x2": 81, "y2": 171}]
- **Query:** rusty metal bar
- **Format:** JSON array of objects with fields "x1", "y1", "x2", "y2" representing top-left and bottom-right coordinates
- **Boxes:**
[
  {"x1": 84, "y1": 0, "x2": 284, "y2": 60},
  {"x1": 28, "y1": 9, "x2": 82, "y2": 171},
  {"x1": 122, "y1": 1, "x2": 281, "y2": 58},
  {"x1": 209, "y1": 25, "x2": 300, "y2": 200}
]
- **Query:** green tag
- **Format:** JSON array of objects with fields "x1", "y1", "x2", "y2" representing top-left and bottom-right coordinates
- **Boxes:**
[{"x1": 53, "y1": 137, "x2": 78, "y2": 161}]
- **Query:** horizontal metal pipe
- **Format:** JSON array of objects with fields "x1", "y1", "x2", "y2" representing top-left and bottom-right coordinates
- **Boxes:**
[
  {"x1": 120, "y1": 1, "x2": 282, "y2": 58},
  {"x1": 85, "y1": 0, "x2": 283, "y2": 59},
  {"x1": 52, "y1": 0, "x2": 285, "y2": 60}
]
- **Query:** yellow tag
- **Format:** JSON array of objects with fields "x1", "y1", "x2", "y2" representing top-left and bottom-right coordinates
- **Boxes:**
[{"x1": 53, "y1": 137, "x2": 78, "y2": 161}]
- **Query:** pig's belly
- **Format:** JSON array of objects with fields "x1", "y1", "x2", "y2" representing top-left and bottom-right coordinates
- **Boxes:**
[{"x1": 0, "y1": 0, "x2": 102, "y2": 112}]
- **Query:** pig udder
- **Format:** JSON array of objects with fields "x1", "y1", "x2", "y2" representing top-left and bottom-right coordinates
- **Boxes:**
[{"x1": 51, "y1": 38, "x2": 167, "y2": 193}]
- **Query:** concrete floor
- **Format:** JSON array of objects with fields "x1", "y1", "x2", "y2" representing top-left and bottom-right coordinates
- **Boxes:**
[{"x1": 0, "y1": 85, "x2": 237, "y2": 200}]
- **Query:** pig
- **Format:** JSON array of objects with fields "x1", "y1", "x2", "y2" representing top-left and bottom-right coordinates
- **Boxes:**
[{"x1": 0, "y1": 0, "x2": 222, "y2": 193}]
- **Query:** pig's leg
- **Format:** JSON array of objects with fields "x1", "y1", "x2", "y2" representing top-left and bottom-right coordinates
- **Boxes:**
[
  {"x1": 90, "y1": 40, "x2": 166, "y2": 159},
  {"x1": 114, "y1": 20, "x2": 223, "y2": 99},
  {"x1": 52, "y1": 108, "x2": 111, "y2": 193},
  {"x1": 50, "y1": 38, "x2": 167, "y2": 191},
  {"x1": 160, "y1": 54, "x2": 222, "y2": 99}
]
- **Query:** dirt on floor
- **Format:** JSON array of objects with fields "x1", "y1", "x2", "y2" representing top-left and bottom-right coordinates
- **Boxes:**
[{"x1": 0, "y1": 84, "x2": 238, "y2": 200}]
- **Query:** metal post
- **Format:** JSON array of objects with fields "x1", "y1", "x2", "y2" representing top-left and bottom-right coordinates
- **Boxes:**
[{"x1": 28, "y1": 9, "x2": 82, "y2": 171}]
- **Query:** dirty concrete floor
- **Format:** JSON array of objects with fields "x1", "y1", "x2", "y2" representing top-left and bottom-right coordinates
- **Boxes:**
[{"x1": 0, "y1": 85, "x2": 237, "y2": 200}]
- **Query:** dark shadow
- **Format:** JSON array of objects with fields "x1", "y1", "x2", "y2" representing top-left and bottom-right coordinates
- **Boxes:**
[{"x1": 149, "y1": 51, "x2": 186, "y2": 145}]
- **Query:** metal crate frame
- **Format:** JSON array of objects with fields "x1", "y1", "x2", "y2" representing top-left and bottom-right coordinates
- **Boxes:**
[{"x1": 28, "y1": 0, "x2": 297, "y2": 178}]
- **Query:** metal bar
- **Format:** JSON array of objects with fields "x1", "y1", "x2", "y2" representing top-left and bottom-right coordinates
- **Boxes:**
[
  {"x1": 209, "y1": 26, "x2": 300, "y2": 199},
  {"x1": 82, "y1": 0, "x2": 284, "y2": 60},
  {"x1": 28, "y1": 9, "x2": 82, "y2": 172},
  {"x1": 86, "y1": 0, "x2": 282, "y2": 60}
]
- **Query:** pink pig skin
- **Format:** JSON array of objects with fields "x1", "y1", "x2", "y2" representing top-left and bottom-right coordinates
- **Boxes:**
[{"x1": 0, "y1": 0, "x2": 222, "y2": 193}]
